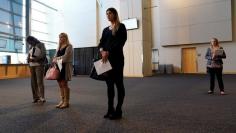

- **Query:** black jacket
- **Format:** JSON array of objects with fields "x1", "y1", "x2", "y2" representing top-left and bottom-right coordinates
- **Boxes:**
[{"x1": 98, "y1": 23, "x2": 127, "y2": 69}]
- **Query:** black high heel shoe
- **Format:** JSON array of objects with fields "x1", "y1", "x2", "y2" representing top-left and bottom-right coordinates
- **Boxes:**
[
  {"x1": 104, "y1": 112, "x2": 113, "y2": 118},
  {"x1": 104, "y1": 109, "x2": 115, "y2": 119},
  {"x1": 109, "y1": 111, "x2": 122, "y2": 120}
]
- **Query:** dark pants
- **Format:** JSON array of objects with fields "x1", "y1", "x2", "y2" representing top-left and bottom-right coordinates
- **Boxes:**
[
  {"x1": 105, "y1": 67, "x2": 125, "y2": 113},
  {"x1": 207, "y1": 67, "x2": 224, "y2": 92}
]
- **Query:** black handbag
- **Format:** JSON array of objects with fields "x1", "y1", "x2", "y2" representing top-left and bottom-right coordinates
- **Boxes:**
[{"x1": 89, "y1": 58, "x2": 109, "y2": 81}]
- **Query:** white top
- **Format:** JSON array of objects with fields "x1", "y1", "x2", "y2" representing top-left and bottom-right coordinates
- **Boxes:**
[{"x1": 29, "y1": 46, "x2": 41, "y2": 66}]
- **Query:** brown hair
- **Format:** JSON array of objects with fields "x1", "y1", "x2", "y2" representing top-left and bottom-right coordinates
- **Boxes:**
[
  {"x1": 211, "y1": 38, "x2": 219, "y2": 48},
  {"x1": 106, "y1": 7, "x2": 120, "y2": 35}
]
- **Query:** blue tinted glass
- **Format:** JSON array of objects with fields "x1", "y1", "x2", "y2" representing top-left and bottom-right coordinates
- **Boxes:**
[
  {"x1": 0, "y1": 10, "x2": 12, "y2": 24},
  {"x1": 15, "y1": 27, "x2": 22, "y2": 36},
  {"x1": 0, "y1": 38, "x2": 15, "y2": 52},
  {"x1": 0, "y1": 0, "x2": 10, "y2": 11},
  {"x1": 13, "y1": 2, "x2": 23, "y2": 14},
  {"x1": 0, "y1": 39, "x2": 7, "y2": 48},
  {"x1": 15, "y1": 41, "x2": 23, "y2": 50},
  {"x1": 13, "y1": 0, "x2": 24, "y2": 4},
  {"x1": 0, "y1": 23, "x2": 13, "y2": 33},
  {"x1": 14, "y1": 15, "x2": 23, "y2": 27},
  {"x1": 7, "y1": 39, "x2": 15, "y2": 51}
]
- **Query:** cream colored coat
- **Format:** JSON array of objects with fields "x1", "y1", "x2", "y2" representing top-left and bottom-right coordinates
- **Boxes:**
[{"x1": 55, "y1": 44, "x2": 73, "y2": 81}]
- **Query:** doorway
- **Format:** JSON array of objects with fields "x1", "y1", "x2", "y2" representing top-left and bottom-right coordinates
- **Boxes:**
[{"x1": 182, "y1": 47, "x2": 197, "y2": 73}]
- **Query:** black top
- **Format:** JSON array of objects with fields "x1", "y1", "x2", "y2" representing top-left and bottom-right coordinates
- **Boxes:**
[
  {"x1": 56, "y1": 46, "x2": 67, "y2": 80},
  {"x1": 98, "y1": 23, "x2": 127, "y2": 79},
  {"x1": 98, "y1": 23, "x2": 127, "y2": 68}
]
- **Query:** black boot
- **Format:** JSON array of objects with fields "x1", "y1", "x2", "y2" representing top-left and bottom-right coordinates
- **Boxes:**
[
  {"x1": 109, "y1": 108, "x2": 122, "y2": 120},
  {"x1": 104, "y1": 108, "x2": 115, "y2": 118}
]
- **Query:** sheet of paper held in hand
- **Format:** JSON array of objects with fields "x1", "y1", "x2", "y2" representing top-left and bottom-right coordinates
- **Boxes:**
[
  {"x1": 57, "y1": 59, "x2": 63, "y2": 71},
  {"x1": 215, "y1": 49, "x2": 224, "y2": 56},
  {"x1": 94, "y1": 59, "x2": 112, "y2": 75}
]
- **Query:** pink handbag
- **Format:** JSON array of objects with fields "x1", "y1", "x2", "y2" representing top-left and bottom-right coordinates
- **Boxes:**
[{"x1": 45, "y1": 64, "x2": 60, "y2": 80}]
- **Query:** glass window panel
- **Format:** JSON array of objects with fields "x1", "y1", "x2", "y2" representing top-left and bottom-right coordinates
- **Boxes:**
[
  {"x1": 15, "y1": 27, "x2": 23, "y2": 37},
  {"x1": 15, "y1": 41, "x2": 23, "y2": 50},
  {"x1": 0, "y1": 33, "x2": 11, "y2": 38},
  {"x1": 0, "y1": 0, "x2": 10, "y2": 11},
  {"x1": 7, "y1": 39, "x2": 15, "y2": 51},
  {"x1": 13, "y1": 15, "x2": 23, "y2": 27},
  {"x1": 0, "y1": 10, "x2": 12, "y2": 24},
  {"x1": 13, "y1": 0, "x2": 25, "y2": 4},
  {"x1": 0, "y1": 39, "x2": 7, "y2": 48},
  {"x1": 13, "y1": 2, "x2": 23, "y2": 14},
  {"x1": 0, "y1": 23, "x2": 13, "y2": 34}
]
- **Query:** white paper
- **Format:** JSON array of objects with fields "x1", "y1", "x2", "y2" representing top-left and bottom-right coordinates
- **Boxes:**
[
  {"x1": 57, "y1": 59, "x2": 63, "y2": 71},
  {"x1": 94, "y1": 59, "x2": 112, "y2": 75},
  {"x1": 215, "y1": 49, "x2": 224, "y2": 56}
]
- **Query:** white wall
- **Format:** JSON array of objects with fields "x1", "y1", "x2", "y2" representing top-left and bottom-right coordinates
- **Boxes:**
[
  {"x1": 32, "y1": 0, "x2": 97, "y2": 49},
  {"x1": 97, "y1": 0, "x2": 120, "y2": 43},
  {"x1": 59, "y1": 0, "x2": 119, "y2": 48},
  {"x1": 59, "y1": 0, "x2": 97, "y2": 48},
  {"x1": 159, "y1": 0, "x2": 232, "y2": 46},
  {"x1": 31, "y1": 0, "x2": 62, "y2": 50},
  {"x1": 120, "y1": 0, "x2": 144, "y2": 77},
  {"x1": 152, "y1": 0, "x2": 236, "y2": 73},
  {"x1": 120, "y1": 0, "x2": 152, "y2": 77}
]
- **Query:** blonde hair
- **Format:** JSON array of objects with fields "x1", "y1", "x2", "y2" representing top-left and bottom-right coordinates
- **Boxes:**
[
  {"x1": 58, "y1": 32, "x2": 70, "y2": 49},
  {"x1": 211, "y1": 38, "x2": 219, "y2": 48},
  {"x1": 106, "y1": 8, "x2": 120, "y2": 35}
]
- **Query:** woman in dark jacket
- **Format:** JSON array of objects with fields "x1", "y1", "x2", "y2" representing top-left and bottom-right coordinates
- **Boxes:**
[
  {"x1": 205, "y1": 38, "x2": 226, "y2": 95},
  {"x1": 98, "y1": 7, "x2": 127, "y2": 119}
]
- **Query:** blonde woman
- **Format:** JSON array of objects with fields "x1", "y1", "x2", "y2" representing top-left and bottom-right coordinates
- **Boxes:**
[
  {"x1": 205, "y1": 38, "x2": 226, "y2": 95},
  {"x1": 53, "y1": 33, "x2": 73, "y2": 108}
]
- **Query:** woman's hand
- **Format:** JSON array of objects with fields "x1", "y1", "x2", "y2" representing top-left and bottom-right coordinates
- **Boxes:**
[{"x1": 101, "y1": 51, "x2": 109, "y2": 63}]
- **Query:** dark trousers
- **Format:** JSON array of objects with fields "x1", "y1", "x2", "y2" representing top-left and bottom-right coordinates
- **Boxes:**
[
  {"x1": 105, "y1": 74, "x2": 125, "y2": 113},
  {"x1": 208, "y1": 67, "x2": 224, "y2": 92}
]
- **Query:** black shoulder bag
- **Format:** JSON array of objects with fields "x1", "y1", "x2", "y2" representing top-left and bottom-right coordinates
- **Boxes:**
[{"x1": 89, "y1": 51, "x2": 109, "y2": 81}]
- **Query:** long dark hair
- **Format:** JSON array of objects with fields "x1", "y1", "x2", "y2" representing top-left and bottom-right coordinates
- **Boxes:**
[{"x1": 26, "y1": 36, "x2": 41, "y2": 45}]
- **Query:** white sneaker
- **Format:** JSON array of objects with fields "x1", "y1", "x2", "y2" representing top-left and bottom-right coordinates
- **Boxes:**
[{"x1": 220, "y1": 91, "x2": 225, "y2": 95}]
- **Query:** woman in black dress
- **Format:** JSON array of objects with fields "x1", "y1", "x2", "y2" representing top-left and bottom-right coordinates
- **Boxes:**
[{"x1": 98, "y1": 7, "x2": 127, "y2": 119}]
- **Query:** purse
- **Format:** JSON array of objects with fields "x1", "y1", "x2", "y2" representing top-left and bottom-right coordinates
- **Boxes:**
[
  {"x1": 45, "y1": 64, "x2": 60, "y2": 80},
  {"x1": 89, "y1": 58, "x2": 109, "y2": 81}
]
